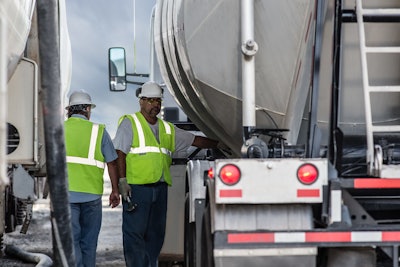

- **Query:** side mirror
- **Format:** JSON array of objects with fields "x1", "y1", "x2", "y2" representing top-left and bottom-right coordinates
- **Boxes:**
[{"x1": 108, "y1": 47, "x2": 127, "y2": 91}]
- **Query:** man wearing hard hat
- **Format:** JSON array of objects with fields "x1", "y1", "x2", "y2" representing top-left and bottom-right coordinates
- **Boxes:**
[
  {"x1": 64, "y1": 90, "x2": 120, "y2": 267},
  {"x1": 113, "y1": 81, "x2": 222, "y2": 267}
]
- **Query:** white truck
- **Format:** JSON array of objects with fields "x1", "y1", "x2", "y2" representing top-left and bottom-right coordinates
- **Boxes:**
[
  {"x1": 1, "y1": 0, "x2": 75, "y2": 265},
  {"x1": 109, "y1": 0, "x2": 400, "y2": 266}
]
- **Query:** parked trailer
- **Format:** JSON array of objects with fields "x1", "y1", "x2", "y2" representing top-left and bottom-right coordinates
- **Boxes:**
[
  {"x1": 1, "y1": 0, "x2": 74, "y2": 265},
  {"x1": 153, "y1": 0, "x2": 400, "y2": 266},
  {"x1": 109, "y1": 0, "x2": 400, "y2": 266}
]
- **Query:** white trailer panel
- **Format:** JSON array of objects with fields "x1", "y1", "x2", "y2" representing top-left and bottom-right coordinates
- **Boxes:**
[{"x1": 214, "y1": 158, "x2": 328, "y2": 204}]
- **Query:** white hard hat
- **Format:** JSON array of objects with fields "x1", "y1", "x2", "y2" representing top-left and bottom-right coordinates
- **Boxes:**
[
  {"x1": 138, "y1": 81, "x2": 163, "y2": 98},
  {"x1": 66, "y1": 90, "x2": 96, "y2": 109}
]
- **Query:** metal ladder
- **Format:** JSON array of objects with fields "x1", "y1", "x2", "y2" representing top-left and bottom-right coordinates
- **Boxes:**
[{"x1": 356, "y1": 0, "x2": 400, "y2": 177}]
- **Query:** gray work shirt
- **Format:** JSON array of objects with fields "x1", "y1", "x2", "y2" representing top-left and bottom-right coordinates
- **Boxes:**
[
  {"x1": 68, "y1": 114, "x2": 118, "y2": 203},
  {"x1": 113, "y1": 116, "x2": 195, "y2": 182}
]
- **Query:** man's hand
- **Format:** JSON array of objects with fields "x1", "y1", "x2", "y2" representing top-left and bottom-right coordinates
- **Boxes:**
[
  {"x1": 109, "y1": 191, "x2": 120, "y2": 208},
  {"x1": 107, "y1": 159, "x2": 121, "y2": 208},
  {"x1": 118, "y1": 178, "x2": 132, "y2": 200},
  {"x1": 118, "y1": 178, "x2": 136, "y2": 211}
]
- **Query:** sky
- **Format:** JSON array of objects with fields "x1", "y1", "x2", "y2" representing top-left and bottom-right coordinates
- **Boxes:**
[{"x1": 65, "y1": 0, "x2": 158, "y2": 137}]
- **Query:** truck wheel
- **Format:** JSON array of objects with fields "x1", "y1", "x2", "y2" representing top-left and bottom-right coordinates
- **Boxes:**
[
  {"x1": 200, "y1": 203, "x2": 214, "y2": 267},
  {"x1": 184, "y1": 193, "x2": 196, "y2": 267}
]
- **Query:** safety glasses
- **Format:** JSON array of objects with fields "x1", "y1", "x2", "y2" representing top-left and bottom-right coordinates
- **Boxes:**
[{"x1": 141, "y1": 98, "x2": 162, "y2": 105}]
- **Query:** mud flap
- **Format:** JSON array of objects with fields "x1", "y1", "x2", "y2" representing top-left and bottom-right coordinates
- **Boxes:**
[{"x1": 326, "y1": 247, "x2": 376, "y2": 267}]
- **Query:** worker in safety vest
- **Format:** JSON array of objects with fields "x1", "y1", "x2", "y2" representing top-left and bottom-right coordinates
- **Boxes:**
[
  {"x1": 113, "y1": 81, "x2": 226, "y2": 267},
  {"x1": 65, "y1": 90, "x2": 120, "y2": 267}
]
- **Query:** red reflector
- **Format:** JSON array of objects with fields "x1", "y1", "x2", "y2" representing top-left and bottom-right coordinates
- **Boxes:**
[
  {"x1": 219, "y1": 164, "x2": 241, "y2": 185},
  {"x1": 297, "y1": 164, "x2": 318, "y2": 185},
  {"x1": 297, "y1": 189, "x2": 320, "y2": 197},
  {"x1": 219, "y1": 189, "x2": 242, "y2": 198}
]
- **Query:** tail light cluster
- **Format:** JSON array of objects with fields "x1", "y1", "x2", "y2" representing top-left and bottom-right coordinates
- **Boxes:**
[
  {"x1": 209, "y1": 162, "x2": 319, "y2": 186},
  {"x1": 209, "y1": 164, "x2": 241, "y2": 185}
]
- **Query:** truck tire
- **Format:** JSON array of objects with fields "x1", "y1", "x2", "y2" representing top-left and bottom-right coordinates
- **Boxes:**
[
  {"x1": 200, "y1": 203, "x2": 214, "y2": 267},
  {"x1": 184, "y1": 193, "x2": 196, "y2": 267}
]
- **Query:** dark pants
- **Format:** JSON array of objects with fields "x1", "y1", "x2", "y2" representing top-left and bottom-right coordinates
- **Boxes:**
[{"x1": 122, "y1": 182, "x2": 168, "y2": 267}]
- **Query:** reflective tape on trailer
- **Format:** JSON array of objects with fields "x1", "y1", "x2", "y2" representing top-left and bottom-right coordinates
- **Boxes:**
[
  {"x1": 225, "y1": 231, "x2": 400, "y2": 244},
  {"x1": 219, "y1": 188, "x2": 321, "y2": 198},
  {"x1": 353, "y1": 178, "x2": 400, "y2": 189}
]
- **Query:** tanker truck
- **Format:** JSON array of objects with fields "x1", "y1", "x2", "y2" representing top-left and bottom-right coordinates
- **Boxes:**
[
  {"x1": 1, "y1": 0, "x2": 75, "y2": 265},
  {"x1": 109, "y1": 0, "x2": 400, "y2": 266}
]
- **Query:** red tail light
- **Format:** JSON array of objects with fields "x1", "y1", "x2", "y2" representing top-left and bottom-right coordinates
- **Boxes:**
[
  {"x1": 297, "y1": 163, "x2": 318, "y2": 185},
  {"x1": 219, "y1": 164, "x2": 241, "y2": 185}
]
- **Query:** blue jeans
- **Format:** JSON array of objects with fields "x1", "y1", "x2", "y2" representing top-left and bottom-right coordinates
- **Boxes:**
[
  {"x1": 123, "y1": 182, "x2": 168, "y2": 267},
  {"x1": 70, "y1": 198, "x2": 102, "y2": 267}
]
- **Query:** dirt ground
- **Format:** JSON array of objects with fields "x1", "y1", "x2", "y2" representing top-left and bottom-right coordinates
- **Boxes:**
[{"x1": 0, "y1": 179, "x2": 126, "y2": 267}]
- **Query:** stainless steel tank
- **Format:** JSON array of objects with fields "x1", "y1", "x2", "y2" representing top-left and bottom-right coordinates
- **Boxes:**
[
  {"x1": 154, "y1": 0, "x2": 317, "y2": 155},
  {"x1": 154, "y1": 0, "x2": 400, "y2": 155}
]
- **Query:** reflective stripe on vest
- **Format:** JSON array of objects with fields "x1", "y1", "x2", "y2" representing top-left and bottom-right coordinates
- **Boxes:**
[
  {"x1": 129, "y1": 113, "x2": 172, "y2": 157},
  {"x1": 66, "y1": 124, "x2": 105, "y2": 169}
]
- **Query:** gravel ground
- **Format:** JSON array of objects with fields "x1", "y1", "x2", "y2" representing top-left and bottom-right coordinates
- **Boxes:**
[{"x1": 0, "y1": 179, "x2": 126, "y2": 267}]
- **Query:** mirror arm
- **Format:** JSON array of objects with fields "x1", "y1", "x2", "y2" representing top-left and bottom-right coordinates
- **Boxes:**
[
  {"x1": 125, "y1": 80, "x2": 145, "y2": 86},
  {"x1": 125, "y1": 72, "x2": 150, "y2": 86},
  {"x1": 126, "y1": 73, "x2": 149, "y2": 78}
]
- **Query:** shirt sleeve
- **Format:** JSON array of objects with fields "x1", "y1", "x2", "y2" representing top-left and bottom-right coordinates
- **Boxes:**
[
  {"x1": 174, "y1": 126, "x2": 195, "y2": 152},
  {"x1": 112, "y1": 118, "x2": 133, "y2": 154},
  {"x1": 101, "y1": 129, "x2": 118, "y2": 163}
]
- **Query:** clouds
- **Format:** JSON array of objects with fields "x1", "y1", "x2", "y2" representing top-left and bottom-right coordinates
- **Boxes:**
[{"x1": 65, "y1": 0, "x2": 156, "y2": 137}]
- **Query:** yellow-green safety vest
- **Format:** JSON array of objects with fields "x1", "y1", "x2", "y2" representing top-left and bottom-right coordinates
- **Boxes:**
[
  {"x1": 120, "y1": 112, "x2": 175, "y2": 185},
  {"x1": 65, "y1": 117, "x2": 106, "y2": 194}
]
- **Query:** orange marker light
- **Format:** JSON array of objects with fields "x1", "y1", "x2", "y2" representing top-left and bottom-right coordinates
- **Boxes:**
[{"x1": 208, "y1": 168, "x2": 214, "y2": 179}]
